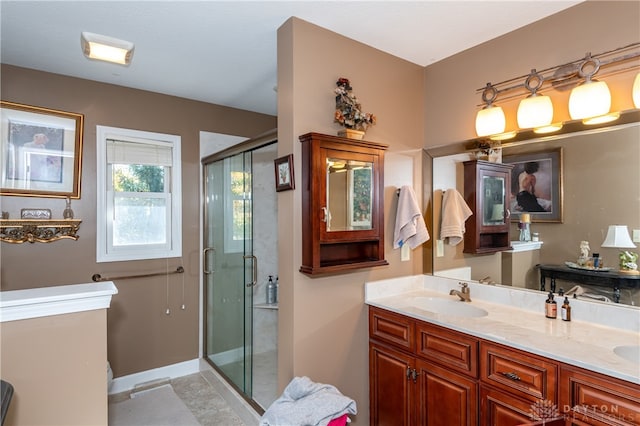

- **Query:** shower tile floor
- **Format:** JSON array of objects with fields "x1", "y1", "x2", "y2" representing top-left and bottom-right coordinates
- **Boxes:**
[{"x1": 109, "y1": 364, "x2": 264, "y2": 426}]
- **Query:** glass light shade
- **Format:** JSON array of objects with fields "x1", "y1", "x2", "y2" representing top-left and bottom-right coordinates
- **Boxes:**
[
  {"x1": 568, "y1": 80, "x2": 611, "y2": 120},
  {"x1": 517, "y1": 95, "x2": 553, "y2": 129},
  {"x1": 81, "y1": 32, "x2": 134, "y2": 65},
  {"x1": 601, "y1": 225, "x2": 636, "y2": 248},
  {"x1": 475, "y1": 106, "x2": 506, "y2": 137},
  {"x1": 582, "y1": 112, "x2": 620, "y2": 126},
  {"x1": 633, "y1": 73, "x2": 640, "y2": 108},
  {"x1": 534, "y1": 123, "x2": 563, "y2": 134}
]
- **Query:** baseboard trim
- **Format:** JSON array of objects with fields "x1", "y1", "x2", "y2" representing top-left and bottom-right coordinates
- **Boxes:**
[{"x1": 109, "y1": 358, "x2": 200, "y2": 395}]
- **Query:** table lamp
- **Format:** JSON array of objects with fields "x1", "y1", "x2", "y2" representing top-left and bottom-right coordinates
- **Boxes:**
[{"x1": 601, "y1": 225, "x2": 639, "y2": 275}]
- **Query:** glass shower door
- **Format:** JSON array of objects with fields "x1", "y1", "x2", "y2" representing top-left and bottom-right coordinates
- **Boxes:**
[{"x1": 203, "y1": 151, "x2": 253, "y2": 397}]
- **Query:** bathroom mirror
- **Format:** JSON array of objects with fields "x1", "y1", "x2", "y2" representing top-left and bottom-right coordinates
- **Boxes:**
[
  {"x1": 326, "y1": 158, "x2": 373, "y2": 231},
  {"x1": 428, "y1": 112, "x2": 640, "y2": 306}
]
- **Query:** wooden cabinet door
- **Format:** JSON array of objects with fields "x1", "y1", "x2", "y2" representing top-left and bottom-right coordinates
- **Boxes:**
[
  {"x1": 481, "y1": 384, "x2": 546, "y2": 426},
  {"x1": 370, "y1": 343, "x2": 414, "y2": 426},
  {"x1": 416, "y1": 359, "x2": 478, "y2": 426}
]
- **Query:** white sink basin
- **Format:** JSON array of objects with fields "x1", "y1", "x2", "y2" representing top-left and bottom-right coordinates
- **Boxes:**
[
  {"x1": 613, "y1": 345, "x2": 640, "y2": 363},
  {"x1": 411, "y1": 297, "x2": 488, "y2": 318}
]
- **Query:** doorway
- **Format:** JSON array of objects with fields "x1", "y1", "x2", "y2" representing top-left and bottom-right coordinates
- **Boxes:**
[{"x1": 202, "y1": 132, "x2": 278, "y2": 410}]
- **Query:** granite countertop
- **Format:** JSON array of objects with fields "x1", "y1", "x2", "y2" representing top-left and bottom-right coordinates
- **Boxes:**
[{"x1": 365, "y1": 275, "x2": 640, "y2": 385}]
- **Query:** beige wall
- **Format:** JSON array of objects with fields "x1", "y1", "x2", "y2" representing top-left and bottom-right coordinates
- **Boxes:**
[
  {"x1": 424, "y1": 1, "x2": 640, "y2": 146},
  {"x1": 277, "y1": 2, "x2": 639, "y2": 424},
  {"x1": 0, "y1": 65, "x2": 276, "y2": 377},
  {"x1": 277, "y1": 18, "x2": 426, "y2": 425},
  {"x1": 1, "y1": 310, "x2": 107, "y2": 425}
]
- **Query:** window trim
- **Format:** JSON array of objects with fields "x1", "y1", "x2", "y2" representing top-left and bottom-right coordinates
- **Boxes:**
[{"x1": 96, "y1": 125, "x2": 182, "y2": 262}]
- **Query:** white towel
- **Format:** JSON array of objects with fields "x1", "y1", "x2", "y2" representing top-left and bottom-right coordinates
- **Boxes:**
[
  {"x1": 440, "y1": 188, "x2": 473, "y2": 246},
  {"x1": 260, "y1": 376, "x2": 357, "y2": 426},
  {"x1": 393, "y1": 186, "x2": 430, "y2": 249}
]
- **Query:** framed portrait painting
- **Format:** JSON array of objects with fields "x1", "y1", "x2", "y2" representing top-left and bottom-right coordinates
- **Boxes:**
[
  {"x1": 503, "y1": 148, "x2": 563, "y2": 223},
  {"x1": 1, "y1": 101, "x2": 84, "y2": 198},
  {"x1": 274, "y1": 154, "x2": 294, "y2": 192}
]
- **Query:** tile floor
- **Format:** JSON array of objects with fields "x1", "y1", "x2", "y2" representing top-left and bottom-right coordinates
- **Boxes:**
[{"x1": 109, "y1": 367, "x2": 262, "y2": 426}]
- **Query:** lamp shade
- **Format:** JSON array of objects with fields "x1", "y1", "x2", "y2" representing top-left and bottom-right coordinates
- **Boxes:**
[
  {"x1": 568, "y1": 80, "x2": 611, "y2": 120},
  {"x1": 517, "y1": 94, "x2": 553, "y2": 129},
  {"x1": 633, "y1": 73, "x2": 640, "y2": 109},
  {"x1": 601, "y1": 225, "x2": 637, "y2": 248},
  {"x1": 475, "y1": 106, "x2": 506, "y2": 137}
]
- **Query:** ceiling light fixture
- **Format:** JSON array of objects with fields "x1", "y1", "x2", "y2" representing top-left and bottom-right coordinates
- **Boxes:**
[
  {"x1": 81, "y1": 32, "x2": 134, "y2": 65},
  {"x1": 473, "y1": 42, "x2": 639, "y2": 139}
]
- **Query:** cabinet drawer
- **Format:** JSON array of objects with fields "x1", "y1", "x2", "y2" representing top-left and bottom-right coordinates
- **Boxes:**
[
  {"x1": 416, "y1": 321, "x2": 478, "y2": 378},
  {"x1": 369, "y1": 307, "x2": 414, "y2": 351},
  {"x1": 560, "y1": 365, "x2": 640, "y2": 426},
  {"x1": 481, "y1": 342, "x2": 558, "y2": 403}
]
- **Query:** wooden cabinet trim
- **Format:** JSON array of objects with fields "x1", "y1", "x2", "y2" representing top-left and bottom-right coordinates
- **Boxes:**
[
  {"x1": 369, "y1": 307, "x2": 414, "y2": 351},
  {"x1": 481, "y1": 341, "x2": 558, "y2": 403},
  {"x1": 560, "y1": 365, "x2": 640, "y2": 426},
  {"x1": 416, "y1": 321, "x2": 479, "y2": 378}
]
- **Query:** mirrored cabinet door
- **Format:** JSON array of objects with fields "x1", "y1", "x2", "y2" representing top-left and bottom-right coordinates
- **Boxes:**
[
  {"x1": 463, "y1": 160, "x2": 513, "y2": 254},
  {"x1": 299, "y1": 132, "x2": 388, "y2": 276}
]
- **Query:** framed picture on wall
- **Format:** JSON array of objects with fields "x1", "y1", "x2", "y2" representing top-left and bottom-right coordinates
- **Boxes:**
[
  {"x1": 1, "y1": 101, "x2": 84, "y2": 198},
  {"x1": 503, "y1": 148, "x2": 563, "y2": 223},
  {"x1": 274, "y1": 154, "x2": 295, "y2": 192}
]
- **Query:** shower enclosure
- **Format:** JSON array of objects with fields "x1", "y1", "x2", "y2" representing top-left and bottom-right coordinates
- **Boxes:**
[{"x1": 202, "y1": 132, "x2": 278, "y2": 410}]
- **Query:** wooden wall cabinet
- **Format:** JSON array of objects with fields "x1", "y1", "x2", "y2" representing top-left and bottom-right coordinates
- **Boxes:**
[
  {"x1": 463, "y1": 160, "x2": 514, "y2": 254},
  {"x1": 299, "y1": 132, "x2": 388, "y2": 275}
]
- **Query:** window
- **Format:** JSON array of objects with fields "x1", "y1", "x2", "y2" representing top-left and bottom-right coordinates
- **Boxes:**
[{"x1": 96, "y1": 126, "x2": 181, "y2": 262}]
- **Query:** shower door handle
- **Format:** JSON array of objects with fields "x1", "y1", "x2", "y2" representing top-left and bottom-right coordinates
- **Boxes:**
[
  {"x1": 203, "y1": 247, "x2": 215, "y2": 275},
  {"x1": 244, "y1": 255, "x2": 257, "y2": 287}
]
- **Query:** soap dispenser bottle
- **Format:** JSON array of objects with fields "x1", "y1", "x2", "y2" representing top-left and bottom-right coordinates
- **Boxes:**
[
  {"x1": 267, "y1": 276, "x2": 276, "y2": 305},
  {"x1": 545, "y1": 292, "x2": 557, "y2": 319},
  {"x1": 561, "y1": 297, "x2": 571, "y2": 321}
]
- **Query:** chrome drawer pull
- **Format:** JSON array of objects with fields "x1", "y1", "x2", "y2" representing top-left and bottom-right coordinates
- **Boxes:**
[{"x1": 501, "y1": 371, "x2": 521, "y2": 381}]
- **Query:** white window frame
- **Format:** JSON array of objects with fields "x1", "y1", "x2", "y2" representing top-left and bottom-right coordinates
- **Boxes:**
[{"x1": 96, "y1": 125, "x2": 182, "y2": 262}]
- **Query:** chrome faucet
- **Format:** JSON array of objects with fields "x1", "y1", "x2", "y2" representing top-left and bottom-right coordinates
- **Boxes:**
[{"x1": 450, "y1": 282, "x2": 471, "y2": 302}]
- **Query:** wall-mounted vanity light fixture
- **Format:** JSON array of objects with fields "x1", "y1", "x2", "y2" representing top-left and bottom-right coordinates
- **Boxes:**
[{"x1": 475, "y1": 42, "x2": 640, "y2": 140}]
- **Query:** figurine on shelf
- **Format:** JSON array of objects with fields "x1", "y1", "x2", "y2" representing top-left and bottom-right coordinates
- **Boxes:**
[
  {"x1": 63, "y1": 197, "x2": 74, "y2": 219},
  {"x1": 578, "y1": 240, "x2": 590, "y2": 266}
]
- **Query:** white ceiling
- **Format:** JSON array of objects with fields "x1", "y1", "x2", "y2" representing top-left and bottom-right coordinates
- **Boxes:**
[{"x1": 1, "y1": 1, "x2": 582, "y2": 116}]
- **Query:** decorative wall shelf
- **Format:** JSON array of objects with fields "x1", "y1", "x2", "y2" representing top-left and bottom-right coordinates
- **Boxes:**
[{"x1": 0, "y1": 219, "x2": 82, "y2": 243}]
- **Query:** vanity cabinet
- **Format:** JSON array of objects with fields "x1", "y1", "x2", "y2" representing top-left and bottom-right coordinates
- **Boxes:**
[
  {"x1": 299, "y1": 132, "x2": 388, "y2": 275},
  {"x1": 463, "y1": 160, "x2": 513, "y2": 254},
  {"x1": 369, "y1": 305, "x2": 640, "y2": 426},
  {"x1": 369, "y1": 306, "x2": 479, "y2": 426}
]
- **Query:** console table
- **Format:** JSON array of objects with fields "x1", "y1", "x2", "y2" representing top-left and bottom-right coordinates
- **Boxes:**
[{"x1": 538, "y1": 264, "x2": 640, "y2": 303}]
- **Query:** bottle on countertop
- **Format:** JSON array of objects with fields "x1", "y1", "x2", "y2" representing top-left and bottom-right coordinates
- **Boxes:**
[
  {"x1": 561, "y1": 297, "x2": 571, "y2": 321},
  {"x1": 267, "y1": 275, "x2": 276, "y2": 305},
  {"x1": 545, "y1": 292, "x2": 557, "y2": 319},
  {"x1": 275, "y1": 276, "x2": 279, "y2": 304}
]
